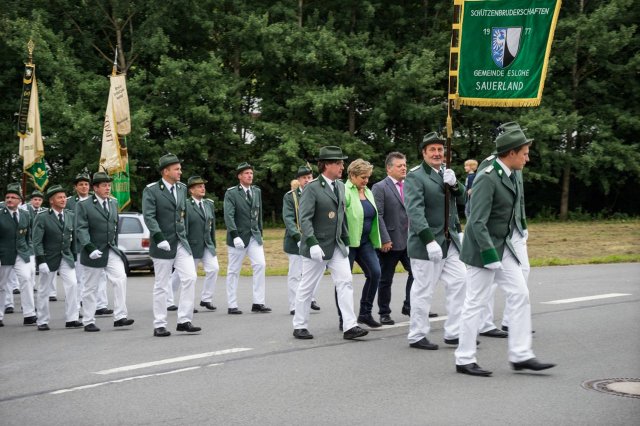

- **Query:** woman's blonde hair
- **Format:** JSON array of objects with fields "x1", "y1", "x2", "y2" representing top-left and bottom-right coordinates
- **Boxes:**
[
  {"x1": 464, "y1": 159, "x2": 478, "y2": 171},
  {"x1": 290, "y1": 179, "x2": 300, "y2": 191},
  {"x1": 347, "y1": 158, "x2": 373, "y2": 178}
]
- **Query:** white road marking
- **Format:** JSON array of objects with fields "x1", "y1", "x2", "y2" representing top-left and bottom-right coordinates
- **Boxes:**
[
  {"x1": 51, "y1": 367, "x2": 201, "y2": 395},
  {"x1": 541, "y1": 293, "x2": 632, "y2": 305},
  {"x1": 94, "y1": 347, "x2": 252, "y2": 375},
  {"x1": 376, "y1": 316, "x2": 448, "y2": 329}
]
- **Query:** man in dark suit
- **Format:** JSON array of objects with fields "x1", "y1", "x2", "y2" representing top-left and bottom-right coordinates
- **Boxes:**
[
  {"x1": 292, "y1": 146, "x2": 368, "y2": 340},
  {"x1": 32, "y1": 185, "x2": 82, "y2": 330},
  {"x1": 455, "y1": 129, "x2": 555, "y2": 376},
  {"x1": 223, "y1": 162, "x2": 271, "y2": 314},
  {"x1": 0, "y1": 183, "x2": 37, "y2": 327},
  {"x1": 168, "y1": 176, "x2": 219, "y2": 311},
  {"x1": 143, "y1": 154, "x2": 200, "y2": 337},
  {"x1": 76, "y1": 172, "x2": 134, "y2": 332}
]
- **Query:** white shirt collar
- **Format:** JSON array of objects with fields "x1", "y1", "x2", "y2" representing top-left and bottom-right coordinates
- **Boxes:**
[
  {"x1": 52, "y1": 208, "x2": 64, "y2": 216},
  {"x1": 240, "y1": 184, "x2": 251, "y2": 192},
  {"x1": 495, "y1": 158, "x2": 513, "y2": 177},
  {"x1": 94, "y1": 194, "x2": 108, "y2": 205},
  {"x1": 162, "y1": 178, "x2": 175, "y2": 191},
  {"x1": 322, "y1": 174, "x2": 335, "y2": 186}
]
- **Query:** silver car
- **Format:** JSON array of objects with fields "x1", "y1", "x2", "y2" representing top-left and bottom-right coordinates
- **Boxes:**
[{"x1": 117, "y1": 212, "x2": 153, "y2": 275}]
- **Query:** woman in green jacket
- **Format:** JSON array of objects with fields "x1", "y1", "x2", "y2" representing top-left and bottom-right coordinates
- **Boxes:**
[{"x1": 341, "y1": 159, "x2": 382, "y2": 328}]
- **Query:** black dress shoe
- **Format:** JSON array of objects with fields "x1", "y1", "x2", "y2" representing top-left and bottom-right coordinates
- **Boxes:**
[
  {"x1": 310, "y1": 301, "x2": 321, "y2": 311},
  {"x1": 380, "y1": 315, "x2": 395, "y2": 325},
  {"x1": 358, "y1": 314, "x2": 382, "y2": 328},
  {"x1": 84, "y1": 323, "x2": 100, "y2": 332},
  {"x1": 199, "y1": 301, "x2": 217, "y2": 311},
  {"x1": 95, "y1": 308, "x2": 113, "y2": 316},
  {"x1": 343, "y1": 326, "x2": 368, "y2": 340},
  {"x1": 290, "y1": 310, "x2": 295, "y2": 315},
  {"x1": 12, "y1": 289, "x2": 20, "y2": 294},
  {"x1": 444, "y1": 338, "x2": 479, "y2": 346},
  {"x1": 23, "y1": 316, "x2": 37, "y2": 325},
  {"x1": 65, "y1": 321, "x2": 83, "y2": 328},
  {"x1": 409, "y1": 337, "x2": 439, "y2": 350},
  {"x1": 5, "y1": 307, "x2": 14, "y2": 314},
  {"x1": 177, "y1": 322, "x2": 201, "y2": 332},
  {"x1": 428, "y1": 312, "x2": 438, "y2": 318},
  {"x1": 49, "y1": 296, "x2": 58, "y2": 302},
  {"x1": 511, "y1": 358, "x2": 556, "y2": 371},
  {"x1": 401, "y1": 305, "x2": 410, "y2": 316},
  {"x1": 228, "y1": 308, "x2": 243, "y2": 315},
  {"x1": 167, "y1": 305, "x2": 178, "y2": 311},
  {"x1": 38, "y1": 324, "x2": 50, "y2": 331},
  {"x1": 456, "y1": 363, "x2": 492, "y2": 377},
  {"x1": 154, "y1": 327, "x2": 171, "y2": 337},
  {"x1": 251, "y1": 304, "x2": 272, "y2": 313},
  {"x1": 480, "y1": 328, "x2": 508, "y2": 338},
  {"x1": 502, "y1": 325, "x2": 535, "y2": 334},
  {"x1": 293, "y1": 328, "x2": 314, "y2": 339},
  {"x1": 114, "y1": 318, "x2": 135, "y2": 327}
]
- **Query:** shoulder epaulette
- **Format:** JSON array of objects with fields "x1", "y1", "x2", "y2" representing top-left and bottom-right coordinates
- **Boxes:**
[
  {"x1": 146, "y1": 181, "x2": 158, "y2": 188},
  {"x1": 176, "y1": 181, "x2": 186, "y2": 187},
  {"x1": 484, "y1": 155, "x2": 496, "y2": 162},
  {"x1": 226, "y1": 186, "x2": 237, "y2": 191},
  {"x1": 285, "y1": 189, "x2": 294, "y2": 195},
  {"x1": 409, "y1": 165, "x2": 421, "y2": 172},
  {"x1": 484, "y1": 165, "x2": 494, "y2": 174},
  {"x1": 204, "y1": 198, "x2": 215, "y2": 204}
]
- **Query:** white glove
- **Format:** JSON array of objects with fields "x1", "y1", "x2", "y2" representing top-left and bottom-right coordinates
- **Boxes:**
[
  {"x1": 522, "y1": 229, "x2": 529, "y2": 241},
  {"x1": 426, "y1": 241, "x2": 443, "y2": 262},
  {"x1": 39, "y1": 263, "x2": 50, "y2": 274},
  {"x1": 458, "y1": 232, "x2": 464, "y2": 244},
  {"x1": 443, "y1": 169, "x2": 457, "y2": 186},
  {"x1": 89, "y1": 250, "x2": 103, "y2": 260},
  {"x1": 309, "y1": 245, "x2": 325, "y2": 262},
  {"x1": 157, "y1": 240, "x2": 171, "y2": 251},
  {"x1": 485, "y1": 261, "x2": 503, "y2": 270},
  {"x1": 233, "y1": 237, "x2": 245, "y2": 249}
]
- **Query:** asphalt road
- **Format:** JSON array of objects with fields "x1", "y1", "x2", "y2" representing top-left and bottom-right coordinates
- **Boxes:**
[{"x1": 1, "y1": 263, "x2": 639, "y2": 425}]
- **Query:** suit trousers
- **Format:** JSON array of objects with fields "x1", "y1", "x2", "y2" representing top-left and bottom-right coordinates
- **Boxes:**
[
  {"x1": 348, "y1": 240, "x2": 381, "y2": 316},
  {"x1": 37, "y1": 262, "x2": 78, "y2": 325},
  {"x1": 0, "y1": 257, "x2": 36, "y2": 319},
  {"x1": 226, "y1": 237, "x2": 266, "y2": 308},
  {"x1": 377, "y1": 248, "x2": 413, "y2": 315},
  {"x1": 3, "y1": 269, "x2": 18, "y2": 308},
  {"x1": 293, "y1": 250, "x2": 356, "y2": 331},
  {"x1": 408, "y1": 246, "x2": 466, "y2": 343},
  {"x1": 168, "y1": 250, "x2": 219, "y2": 305},
  {"x1": 152, "y1": 243, "x2": 197, "y2": 328},
  {"x1": 287, "y1": 254, "x2": 318, "y2": 311},
  {"x1": 82, "y1": 250, "x2": 128, "y2": 325},
  {"x1": 96, "y1": 268, "x2": 109, "y2": 310},
  {"x1": 479, "y1": 230, "x2": 530, "y2": 332},
  {"x1": 455, "y1": 248, "x2": 535, "y2": 365}
]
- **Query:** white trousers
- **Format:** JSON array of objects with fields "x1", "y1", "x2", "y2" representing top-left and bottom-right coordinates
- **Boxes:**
[
  {"x1": 82, "y1": 250, "x2": 128, "y2": 325},
  {"x1": 408, "y1": 246, "x2": 466, "y2": 343},
  {"x1": 287, "y1": 254, "x2": 318, "y2": 311},
  {"x1": 36, "y1": 262, "x2": 78, "y2": 325},
  {"x1": 96, "y1": 267, "x2": 109, "y2": 309},
  {"x1": 3, "y1": 269, "x2": 18, "y2": 308},
  {"x1": 479, "y1": 231, "x2": 530, "y2": 332},
  {"x1": 455, "y1": 249, "x2": 535, "y2": 365},
  {"x1": 152, "y1": 243, "x2": 197, "y2": 328},
  {"x1": 293, "y1": 250, "x2": 356, "y2": 331},
  {"x1": 168, "y1": 250, "x2": 219, "y2": 305},
  {"x1": 226, "y1": 237, "x2": 266, "y2": 308},
  {"x1": 0, "y1": 257, "x2": 35, "y2": 319}
]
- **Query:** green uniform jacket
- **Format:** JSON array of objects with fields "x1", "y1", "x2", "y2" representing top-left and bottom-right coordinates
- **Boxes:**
[
  {"x1": 477, "y1": 155, "x2": 527, "y2": 234},
  {"x1": 75, "y1": 196, "x2": 124, "y2": 268},
  {"x1": 405, "y1": 162, "x2": 465, "y2": 260},
  {"x1": 186, "y1": 197, "x2": 217, "y2": 259},
  {"x1": 224, "y1": 185, "x2": 263, "y2": 247},
  {"x1": 25, "y1": 204, "x2": 45, "y2": 227},
  {"x1": 32, "y1": 209, "x2": 76, "y2": 271},
  {"x1": 142, "y1": 180, "x2": 191, "y2": 259},
  {"x1": 282, "y1": 188, "x2": 302, "y2": 255},
  {"x1": 460, "y1": 160, "x2": 521, "y2": 267},
  {"x1": 0, "y1": 207, "x2": 33, "y2": 265},
  {"x1": 66, "y1": 194, "x2": 89, "y2": 255},
  {"x1": 298, "y1": 175, "x2": 350, "y2": 260},
  {"x1": 344, "y1": 180, "x2": 381, "y2": 248}
]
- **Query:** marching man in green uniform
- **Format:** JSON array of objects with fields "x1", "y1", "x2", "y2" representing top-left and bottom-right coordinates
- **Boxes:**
[
  {"x1": 283, "y1": 165, "x2": 321, "y2": 315},
  {"x1": 76, "y1": 172, "x2": 134, "y2": 332},
  {"x1": 224, "y1": 162, "x2": 271, "y2": 314},
  {"x1": 168, "y1": 176, "x2": 219, "y2": 312},
  {"x1": 32, "y1": 185, "x2": 83, "y2": 330},
  {"x1": 292, "y1": 146, "x2": 368, "y2": 340},
  {"x1": 404, "y1": 132, "x2": 467, "y2": 351},
  {"x1": 455, "y1": 128, "x2": 555, "y2": 376},
  {"x1": 0, "y1": 183, "x2": 37, "y2": 327},
  {"x1": 143, "y1": 154, "x2": 200, "y2": 337},
  {"x1": 23, "y1": 190, "x2": 50, "y2": 300}
]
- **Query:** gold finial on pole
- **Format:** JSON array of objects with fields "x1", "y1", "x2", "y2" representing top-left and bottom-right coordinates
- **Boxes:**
[{"x1": 27, "y1": 39, "x2": 35, "y2": 65}]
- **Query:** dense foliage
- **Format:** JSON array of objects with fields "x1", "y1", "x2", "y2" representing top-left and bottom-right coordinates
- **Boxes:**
[{"x1": 1, "y1": 0, "x2": 638, "y2": 219}]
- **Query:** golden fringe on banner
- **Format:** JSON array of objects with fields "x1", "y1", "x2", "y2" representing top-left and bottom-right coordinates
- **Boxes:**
[{"x1": 458, "y1": 98, "x2": 542, "y2": 107}]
